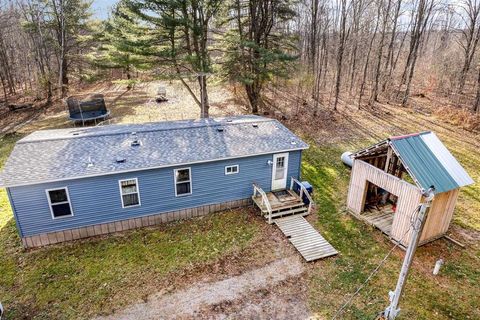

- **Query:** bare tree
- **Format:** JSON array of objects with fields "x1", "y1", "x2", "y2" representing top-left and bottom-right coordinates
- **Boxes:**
[{"x1": 457, "y1": 0, "x2": 480, "y2": 93}]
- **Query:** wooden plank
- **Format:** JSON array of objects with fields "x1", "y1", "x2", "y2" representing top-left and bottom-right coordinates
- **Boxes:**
[{"x1": 274, "y1": 215, "x2": 338, "y2": 262}]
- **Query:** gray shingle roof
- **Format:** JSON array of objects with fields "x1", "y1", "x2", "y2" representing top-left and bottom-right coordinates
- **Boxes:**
[{"x1": 1, "y1": 116, "x2": 308, "y2": 187}]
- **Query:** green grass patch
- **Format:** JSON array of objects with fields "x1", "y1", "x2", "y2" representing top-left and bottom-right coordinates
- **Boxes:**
[{"x1": 0, "y1": 207, "x2": 259, "y2": 319}]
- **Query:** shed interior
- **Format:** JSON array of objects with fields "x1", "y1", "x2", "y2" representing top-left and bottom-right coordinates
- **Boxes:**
[{"x1": 354, "y1": 141, "x2": 413, "y2": 235}]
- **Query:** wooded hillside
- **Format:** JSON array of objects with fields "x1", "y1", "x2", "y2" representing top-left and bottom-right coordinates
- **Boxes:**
[{"x1": 1, "y1": 0, "x2": 480, "y2": 120}]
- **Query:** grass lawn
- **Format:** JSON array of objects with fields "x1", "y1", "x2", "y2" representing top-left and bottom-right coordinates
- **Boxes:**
[{"x1": 0, "y1": 85, "x2": 479, "y2": 319}]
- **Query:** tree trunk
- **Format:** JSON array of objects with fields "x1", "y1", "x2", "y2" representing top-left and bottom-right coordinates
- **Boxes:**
[
  {"x1": 474, "y1": 66, "x2": 480, "y2": 112},
  {"x1": 333, "y1": 0, "x2": 347, "y2": 111}
]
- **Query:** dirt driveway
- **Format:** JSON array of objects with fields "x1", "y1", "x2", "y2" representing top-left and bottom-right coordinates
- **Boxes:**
[{"x1": 96, "y1": 256, "x2": 311, "y2": 320}]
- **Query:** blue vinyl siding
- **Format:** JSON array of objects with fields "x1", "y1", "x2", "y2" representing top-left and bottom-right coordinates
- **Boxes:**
[{"x1": 9, "y1": 151, "x2": 302, "y2": 237}]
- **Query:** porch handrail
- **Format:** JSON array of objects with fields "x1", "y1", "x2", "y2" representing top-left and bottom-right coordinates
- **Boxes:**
[
  {"x1": 290, "y1": 177, "x2": 314, "y2": 215},
  {"x1": 252, "y1": 183, "x2": 273, "y2": 224}
]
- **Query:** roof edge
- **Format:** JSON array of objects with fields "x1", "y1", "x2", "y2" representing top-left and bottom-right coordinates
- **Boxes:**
[
  {"x1": 389, "y1": 131, "x2": 431, "y2": 141},
  {"x1": 2, "y1": 146, "x2": 308, "y2": 188}
]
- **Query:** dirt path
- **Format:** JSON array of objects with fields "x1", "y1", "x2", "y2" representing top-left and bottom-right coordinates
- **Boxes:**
[{"x1": 96, "y1": 256, "x2": 308, "y2": 320}]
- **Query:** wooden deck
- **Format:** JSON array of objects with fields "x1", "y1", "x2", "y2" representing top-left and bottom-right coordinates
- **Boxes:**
[
  {"x1": 274, "y1": 215, "x2": 338, "y2": 262},
  {"x1": 360, "y1": 209, "x2": 394, "y2": 236},
  {"x1": 252, "y1": 189, "x2": 305, "y2": 213},
  {"x1": 252, "y1": 189, "x2": 308, "y2": 221}
]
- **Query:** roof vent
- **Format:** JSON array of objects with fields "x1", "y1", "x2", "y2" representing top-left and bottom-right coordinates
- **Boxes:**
[
  {"x1": 252, "y1": 123, "x2": 258, "y2": 128},
  {"x1": 115, "y1": 157, "x2": 126, "y2": 163},
  {"x1": 226, "y1": 119, "x2": 233, "y2": 123},
  {"x1": 131, "y1": 132, "x2": 141, "y2": 147},
  {"x1": 291, "y1": 141, "x2": 297, "y2": 145},
  {"x1": 86, "y1": 156, "x2": 94, "y2": 168},
  {"x1": 217, "y1": 127, "x2": 225, "y2": 132}
]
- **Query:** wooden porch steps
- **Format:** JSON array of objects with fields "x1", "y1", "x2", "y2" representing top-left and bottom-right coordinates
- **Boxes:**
[
  {"x1": 274, "y1": 215, "x2": 338, "y2": 262},
  {"x1": 268, "y1": 206, "x2": 309, "y2": 219}
]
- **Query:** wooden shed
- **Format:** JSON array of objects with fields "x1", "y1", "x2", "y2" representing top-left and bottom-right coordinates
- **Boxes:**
[{"x1": 346, "y1": 132, "x2": 474, "y2": 248}]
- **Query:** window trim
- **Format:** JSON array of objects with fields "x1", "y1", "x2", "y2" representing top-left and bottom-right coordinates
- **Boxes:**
[
  {"x1": 45, "y1": 187, "x2": 74, "y2": 219},
  {"x1": 225, "y1": 165, "x2": 239, "y2": 175},
  {"x1": 174, "y1": 167, "x2": 192, "y2": 197},
  {"x1": 118, "y1": 178, "x2": 141, "y2": 208}
]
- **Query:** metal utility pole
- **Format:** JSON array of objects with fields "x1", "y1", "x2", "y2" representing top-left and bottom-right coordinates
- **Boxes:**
[{"x1": 383, "y1": 187, "x2": 435, "y2": 320}]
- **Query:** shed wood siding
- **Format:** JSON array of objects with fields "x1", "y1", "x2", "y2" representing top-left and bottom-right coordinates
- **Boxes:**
[
  {"x1": 347, "y1": 160, "x2": 422, "y2": 246},
  {"x1": 421, "y1": 189, "x2": 458, "y2": 243},
  {"x1": 9, "y1": 151, "x2": 301, "y2": 237}
]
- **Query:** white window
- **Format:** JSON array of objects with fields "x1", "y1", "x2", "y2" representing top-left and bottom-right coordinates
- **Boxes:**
[
  {"x1": 174, "y1": 168, "x2": 192, "y2": 196},
  {"x1": 225, "y1": 165, "x2": 239, "y2": 175},
  {"x1": 119, "y1": 178, "x2": 141, "y2": 208},
  {"x1": 46, "y1": 187, "x2": 73, "y2": 219}
]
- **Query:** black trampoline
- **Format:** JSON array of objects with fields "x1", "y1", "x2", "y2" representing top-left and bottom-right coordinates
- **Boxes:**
[{"x1": 67, "y1": 94, "x2": 110, "y2": 126}]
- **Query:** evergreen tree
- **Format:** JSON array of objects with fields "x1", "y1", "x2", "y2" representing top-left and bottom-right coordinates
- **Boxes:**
[
  {"x1": 221, "y1": 0, "x2": 297, "y2": 114},
  {"x1": 127, "y1": 0, "x2": 223, "y2": 118},
  {"x1": 91, "y1": 0, "x2": 152, "y2": 89},
  {"x1": 46, "y1": 0, "x2": 92, "y2": 96}
]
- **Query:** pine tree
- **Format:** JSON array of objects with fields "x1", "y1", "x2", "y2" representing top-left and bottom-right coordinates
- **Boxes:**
[
  {"x1": 91, "y1": 0, "x2": 152, "y2": 90},
  {"x1": 126, "y1": 0, "x2": 223, "y2": 118},
  {"x1": 46, "y1": 0, "x2": 92, "y2": 96},
  {"x1": 221, "y1": 0, "x2": 297, "y2": 114}
]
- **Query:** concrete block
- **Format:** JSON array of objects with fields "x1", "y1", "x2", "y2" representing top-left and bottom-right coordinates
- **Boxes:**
[
  {"x1": 25, "y1": 237, "x2": 33, "y2": 248},
  {"x1": 47, "y1": 233, "x2": 58, "y2": 244},
  {"x1": 39, "y1": 233, "x2": 49, "y2": 246},
  {"x1": 134, "y1": 218, "x2": 142, "y2": 228},
  {"x1": 179, "y1": 210, "x2": 186, "y2": 220},
  {"x1": 148, "y1": 215, "x2": 155, "y2": 226},
  {"x1": 128, "y1": 219, "x2": 136, "y2": 230},
  {"x1": 154, "y1": 214, "x2": 162, "y2": 225},
  {"x1": 114, "y1": 221, "x2": 123, "y2": 232},
  {"x1": 93, "y1": 225, "x2": 102, "y2": 236},
  {"x1": 86, "y1": 226, "x2": 95, "y2": 237},
  {"x1": 141, "y1": 216, "x2": 149, "y2": 227},
  {"x1": 56, "y1": 231, "x2": 66, "y2": 243},
  {"x1": 107, "y1": 223, "x2": 115, "y2": 233},
  {"x1": 72, "y1": 229, "x2": 81, "y2": 240},
  {"x1": 64, "y1": 229, "x2": 73, "y2": 241},
  {"x1": 31, "y1": 235, "x2": 42, "y2": 247},
  {"x1": 121, "y1": 220, "x2": 129, "y2": 231},
  {"x1": 79, "y1": 227, "x2": 88, "y2": 239},
  {"x1": 100, "y1": 224, "x2": 109, "y2": 234},
  {"x1": 161, "y1": 213, "x2": 168, "y2": 223}
]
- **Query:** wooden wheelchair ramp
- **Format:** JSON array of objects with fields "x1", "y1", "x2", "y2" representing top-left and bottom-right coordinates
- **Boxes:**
[{"x1": 274, "y1": 215, "x2": 338, "y2": 262}]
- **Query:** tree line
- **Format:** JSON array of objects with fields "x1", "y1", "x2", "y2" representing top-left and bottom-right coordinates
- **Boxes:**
[{"x1": 1, "y1": 0, "x2": 480, "y2": 117}]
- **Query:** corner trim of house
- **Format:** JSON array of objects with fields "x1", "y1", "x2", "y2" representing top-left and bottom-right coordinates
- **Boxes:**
[{"x1": 21, "y1": 198, "x2": 253, "y2": 249}]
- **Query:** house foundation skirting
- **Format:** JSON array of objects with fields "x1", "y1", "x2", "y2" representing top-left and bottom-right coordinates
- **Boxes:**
[{"x1": 22, "y1": 198, "x2": 253, "y2": 248}]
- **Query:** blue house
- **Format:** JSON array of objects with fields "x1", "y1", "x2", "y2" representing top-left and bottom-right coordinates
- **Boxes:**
[{"x1": 0, "y1": 116, "x2": 309, "y2": 247}]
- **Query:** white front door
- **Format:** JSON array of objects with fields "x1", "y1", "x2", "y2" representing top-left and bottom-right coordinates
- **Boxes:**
[{"x1": 271, "y1": 153, "x2": 289, "y2": 190}]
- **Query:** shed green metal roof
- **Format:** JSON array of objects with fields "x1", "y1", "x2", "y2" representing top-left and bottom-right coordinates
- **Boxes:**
[{"x1": 389, "y1": 132, "x2": 473, "y2": 193}]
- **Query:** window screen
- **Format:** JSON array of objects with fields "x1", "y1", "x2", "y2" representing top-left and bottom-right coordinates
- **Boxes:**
[
  {"x1": 175, "y1": 168, "x2": 191, "y2": 196},
  {"x1": 120, "y1": 179, "x2": 140, "y2": 207},
  {"x1": 47, "y1": 188, "x2": 73, "y2": 218}
]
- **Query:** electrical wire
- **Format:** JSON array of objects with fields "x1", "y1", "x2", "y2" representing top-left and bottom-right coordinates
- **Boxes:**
[{"x1": 331, "y1": 205, "x2": 422, "y2": 320}]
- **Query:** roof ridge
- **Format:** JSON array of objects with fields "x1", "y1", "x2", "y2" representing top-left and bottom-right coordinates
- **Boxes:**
[
  {"x1": 18, "y1": 116, "x2": 275, "y2": 144},
  {"x1": 389, "y1": 130, "x2": 431, "y2": 140}
]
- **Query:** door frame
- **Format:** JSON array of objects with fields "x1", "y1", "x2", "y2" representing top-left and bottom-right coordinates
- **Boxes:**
[{"x1": 271, "y1": 153, "x2": 289, "y2": 190}]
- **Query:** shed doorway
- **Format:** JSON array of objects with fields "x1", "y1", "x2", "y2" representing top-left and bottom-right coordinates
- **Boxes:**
[{"x1": 361, "y1": 181, "x2": 398, "y2": 236}]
